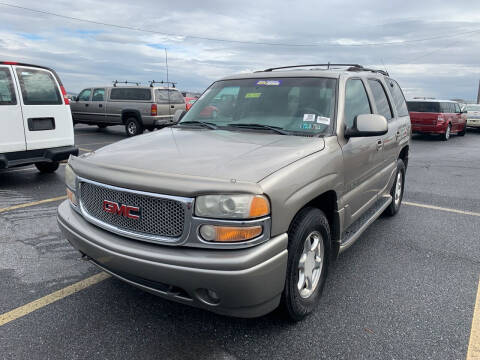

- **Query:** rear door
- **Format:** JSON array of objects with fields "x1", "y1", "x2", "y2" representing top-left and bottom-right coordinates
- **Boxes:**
[
  {"x1": 453, "y1": 103, "x2": 463, "y2": 131},
  {"x1": 13, "y1": 65, "x2": 74, "y2": 150},
  {"x1": 0, "y1": 65, "x2": 25, "y2": 153},
  {"x1": 91, "y1": 88, "x2": 106, "y2": 122}
]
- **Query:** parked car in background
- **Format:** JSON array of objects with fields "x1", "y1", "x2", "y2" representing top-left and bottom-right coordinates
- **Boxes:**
[
  {"x1": 70, "y1": 85, "x2": 186, "y2": 136},
  {"x1": 0, "y1": 61, "x2": 78, "y2": 173},
  {"x1": 58, "y1": 63, "x2": 410, "y2": 320},
  {"x1": 465, "y1": 104, "x2": 480, "y2": 129},
  {"x1": 185, "y1": 97, "x2": 197, "y2": 111},
  {"x1": 407, "y1": 99, "x2": 466, "y2": 140}
]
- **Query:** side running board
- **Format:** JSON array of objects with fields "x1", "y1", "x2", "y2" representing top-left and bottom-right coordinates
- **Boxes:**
[{"x1": 339, "y1": 195, "x2": 392, "y2": 254}]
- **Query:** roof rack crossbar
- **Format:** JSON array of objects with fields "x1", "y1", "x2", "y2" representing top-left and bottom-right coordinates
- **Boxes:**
[
  {"x1": 149, "y1": 80, "x2": 177, "y2": 88},
  {"x1": 259, "y1": 63, "x2": 389, "y2": 76},
  {"x1": 112, "y1": 80, "x2": 141, "y2": 87},
  {"x1": 261, "y1": 64, "x2": 363, "y2": 72}
]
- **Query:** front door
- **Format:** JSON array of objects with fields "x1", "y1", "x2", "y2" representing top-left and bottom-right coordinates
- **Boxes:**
[
  {"x1": 0, "y1": 65, "x2": 25, "y2": 153},
  {"x1": 71, "y1": 88, "x2": 93, "y2": 123},
  {"x1": 341, "y1": 78, "x2": 384, "y2": 227}
]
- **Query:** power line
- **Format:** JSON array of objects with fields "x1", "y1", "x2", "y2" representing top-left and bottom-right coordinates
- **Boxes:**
[{"x1": 2, "y1": 2, "x2": 480, "y2": 48}]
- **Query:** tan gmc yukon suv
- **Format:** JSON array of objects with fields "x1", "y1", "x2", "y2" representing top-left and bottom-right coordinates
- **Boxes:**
[{"x1": 58, "y1": 64, "x2": 411, "y2": 320}]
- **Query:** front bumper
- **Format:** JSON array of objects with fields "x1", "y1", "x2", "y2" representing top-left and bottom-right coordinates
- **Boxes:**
[
  {"x1": 467, "y1": 119, "x2": 480, "y2": 128},
  {"x1": 57, "y1": 201, "x2": 288, "y2": 318}
]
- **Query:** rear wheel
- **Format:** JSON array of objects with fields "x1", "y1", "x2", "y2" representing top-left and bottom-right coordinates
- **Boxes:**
[
  {"x1": 282, "y1": 207, "x2": 330, "y2": 321},
  {"x1": 442, "y1": 124, "x2": 451, "y2": 141},
  {"x1": 384, "y1": 159, "x2": 405, "y2": 216},
  {"x1": 35, "y1": 162, "x2": 60, "y2": 174},
  {"x1": 125, "y1": 117, "x2": 143, "y2": 137}
]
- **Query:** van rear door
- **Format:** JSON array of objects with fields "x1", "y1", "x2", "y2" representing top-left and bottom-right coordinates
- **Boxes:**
[
  {"x1": 0, "y1": 64, "x2": 26, "y2": 153},
  {"x1": 13, "y1": 65, "x2": 74, "y2": 151}
]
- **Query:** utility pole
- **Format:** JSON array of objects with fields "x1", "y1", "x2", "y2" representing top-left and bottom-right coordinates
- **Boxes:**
[{"x1": 477, "y1": 79, "x2": 480, "y2": 104}]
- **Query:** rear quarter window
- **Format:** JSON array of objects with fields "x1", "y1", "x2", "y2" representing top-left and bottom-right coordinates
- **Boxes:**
[
  {"x1": 155, "y1": 89, "x2": 185, "y2": 104},
  {"x1": 110, "y1": 88, "x2": 152, "y2": 101},
  {"x1": 16, "y1": 67, "x2": 62, "y2": 105},
  {"x1": 387, "y1": 79, "x2": 409, "y2": 117},
  {"x1": 0, "y1": 68, "x2": 16, "y2": 105}
]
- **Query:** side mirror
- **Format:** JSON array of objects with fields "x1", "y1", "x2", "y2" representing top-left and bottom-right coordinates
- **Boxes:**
[
  {"x1": 75, "y1": 96, "x2": 80, "y2": 102},
  {"x1": 173, "y1": 109, "x2": 186, "y2": 123},
  {"x1": 345, "y1": 114, "x2": 388, "y2": 138}
]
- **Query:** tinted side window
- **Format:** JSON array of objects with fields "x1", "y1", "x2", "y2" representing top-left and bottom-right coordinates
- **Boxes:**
[
  {"x1": 16, "y1": 67, "x2": 62, "y2": 105},
  {"x1": 388, "y1": 79, "x2": 409, "y2": 117},
  {"x1": 78, "y1": 89, "x2": 92, "y2": 101},
  {"x1": 155, "y1": 89, "x2": 185, "y2": 104},
  {"x1": 0, "y1": 68, "x2": 16, "y2": 105},
  {"x1": 92, "y1": 88, "x2": 105, "y2": 101},
  {"x1": 407, "y1": 101, "x2": 440, "y2": 113},
  {"x1": 110, "y1": 88, "x2": 151, "y2": 101},
  {"x1": 344, "y1": 79, "x2": 372, "y2": 128},
  {"x1": 368, "y1": 79, "x2": 393, "y2": 120}
]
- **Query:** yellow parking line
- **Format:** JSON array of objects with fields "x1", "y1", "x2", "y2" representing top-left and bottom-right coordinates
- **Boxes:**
[
  {"x1": 0, "y1": 272, "x2": 110, "y2": 327},
  {"x1": 403, "y1": 201, "x2": 480, "y2": 217},
  {"x1": 78, "y1": 147, "x2": 92, "y2": 152},
  {"x1": 0, "y1": 195, "x2": 67, "y2": 214},
  {"x1": 78, "y1": 142, "x2": 112, "y2": 147},
  {"x1": 467, "y1": 277, "x2": 480, "y2": 359}
]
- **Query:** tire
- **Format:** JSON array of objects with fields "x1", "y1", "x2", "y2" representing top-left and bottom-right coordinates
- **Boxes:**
[
  {"x1": 384, "y1": 159, "x2": 405, "y2": 217},
  {"x1": 35, "y1": 161, "x2": 60, "y2": 174},
  {"x1": 458, "y1": 124, "x2": 466, "y2": 136},
  {"x1": 125, "y1": 117, "x2": 143, "y2": 137},
  {"x1": 442, "y1": 124, "x2": 451, "y2": 141},
  {"x1": 97, "y1": 124, "x2": 107, "y2": 129},
  {"x1": 282, "y1": 207, "x2": 330, "y2": 321}
]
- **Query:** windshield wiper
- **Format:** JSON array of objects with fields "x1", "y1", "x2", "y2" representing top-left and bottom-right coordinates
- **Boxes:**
[
  {"x1": 177, "y1": 120, "x2": 219, "y2": 130},
  {"x1": 226, "y1": 123, "x2": 290, "y2": 135}
]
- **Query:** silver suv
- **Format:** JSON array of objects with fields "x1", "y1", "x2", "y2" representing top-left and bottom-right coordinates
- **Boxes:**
[
  {"x1": 70, "y1": 84, "x2": 186, "y2": 136},
  {"x1": 58, "y1": 64, "x2": 411, "y2": 320}
]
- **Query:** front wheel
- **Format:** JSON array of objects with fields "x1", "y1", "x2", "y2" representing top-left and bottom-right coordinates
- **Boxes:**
[
  {"x1": 282, "y1": 207, "x2": 330, "y2": 321},
  {"x1": 384, "y1": 159, "x2": 405, "y2": 216},
  {"x1": 35, "y1": 161, "x2": 60, "y2": 174},
  {"x1": 442, "y1": 124, "x2": 451, "y2": 141},
  {"x1": 125, "y1": 117, "x2": 143, "y2": 137}
]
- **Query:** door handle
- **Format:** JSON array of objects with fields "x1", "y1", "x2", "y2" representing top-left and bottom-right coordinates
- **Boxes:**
[
  {"x1": 85, "y1": 103, "x2": 89, "y2": 107},
  {"x1": 170, "y1": 105, "x2": 175, "y2": 109},
  {"x1": 99, "y1": 104, "x2": 103, "y2": 108},
  {"x1": 376, "y1": 139, "x2": 383, "y2": 151}
]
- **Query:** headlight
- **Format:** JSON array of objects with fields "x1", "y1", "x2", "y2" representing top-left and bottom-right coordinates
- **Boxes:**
[
  {"x1": 65, "y1": 164, "x2": 78, "y2": 205},
  {"x1": 195, "y1": 194, "x2": 270, "y2": 219},
  {"x1": 65, "y1": 164, "x2": 77, "y2": 190}
]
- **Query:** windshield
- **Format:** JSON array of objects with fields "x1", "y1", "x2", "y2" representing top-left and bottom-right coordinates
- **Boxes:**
[
  {"x1": 179, "y1": 77, "x2": 337, "y2": 135},
  {"x1": 467, "y1": 104, "x2": 480, "y2": 111}
]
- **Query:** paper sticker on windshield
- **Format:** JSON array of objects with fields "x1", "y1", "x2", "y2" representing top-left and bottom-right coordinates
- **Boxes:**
[
  {"x1": 316, "y1": 116, "x2": 331, "y2": 125},
  {"x1": 303, "y1": 114, "x2": 316, "y2": 122},
  {"x1": 256, "y1": 80, "x2": 281, "y2": 86},
  {"x1": 245, "y1": 92, "x2": 262, "y2": 99}
]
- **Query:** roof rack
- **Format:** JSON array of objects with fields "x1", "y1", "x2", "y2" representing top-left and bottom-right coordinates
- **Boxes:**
[
  {"x1": 112, "y1": 80, "x2": 141, "y2": 87},
  {"x1": 149, "y1": 80, "x2": 177, "y2": 88},
  {"x1": 260, "y1": 63, "x2": 389, "y2": 76}
]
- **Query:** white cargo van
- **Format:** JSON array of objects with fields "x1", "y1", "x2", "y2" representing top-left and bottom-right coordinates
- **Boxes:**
[{"x1": 0, "y1": 62, "x2": 78, "y2": 173}]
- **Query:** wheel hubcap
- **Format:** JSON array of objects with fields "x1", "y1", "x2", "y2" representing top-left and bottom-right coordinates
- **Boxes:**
[
  {"x1": 394, "y1": 171, "x2": 403, "y2": 206},
  {"x1": 297, "y1": 231, "x2": 324, "y2": 299},
  {"x1": 128, "y1": 122, "x2": 136, "y2": 134}
]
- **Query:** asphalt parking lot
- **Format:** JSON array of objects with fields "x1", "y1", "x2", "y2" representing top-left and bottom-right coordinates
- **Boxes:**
[{"x1": 1, "y1": 125, "x2": 479, "y2": 360}]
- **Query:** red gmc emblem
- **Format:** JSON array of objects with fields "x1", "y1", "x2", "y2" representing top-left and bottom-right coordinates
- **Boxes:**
[{"x1": 103, "y1": 200, "x2": 140, "y2": 220}]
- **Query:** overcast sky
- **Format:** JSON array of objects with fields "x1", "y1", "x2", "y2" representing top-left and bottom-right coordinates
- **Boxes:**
[{"x1": 1, "y1": 0, "x2": 479, "y2": 100}]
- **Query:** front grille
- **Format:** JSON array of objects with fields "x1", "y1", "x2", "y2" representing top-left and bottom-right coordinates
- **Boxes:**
[{"x1": 80, "y1": 181, "x2": 185, "y2": 239}]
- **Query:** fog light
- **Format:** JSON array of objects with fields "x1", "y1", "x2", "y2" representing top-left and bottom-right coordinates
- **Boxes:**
[
  {"x1": 199, "y1": 225, "x2": 262, "y2": 243},
  {"x1": 196, "y1": 288, "x2": 220, "y2": 305}
]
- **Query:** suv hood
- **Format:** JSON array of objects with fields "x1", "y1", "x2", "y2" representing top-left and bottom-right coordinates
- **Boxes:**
[{"x1": 72, "y1": 128, "x2": 324, "y2": 193}]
